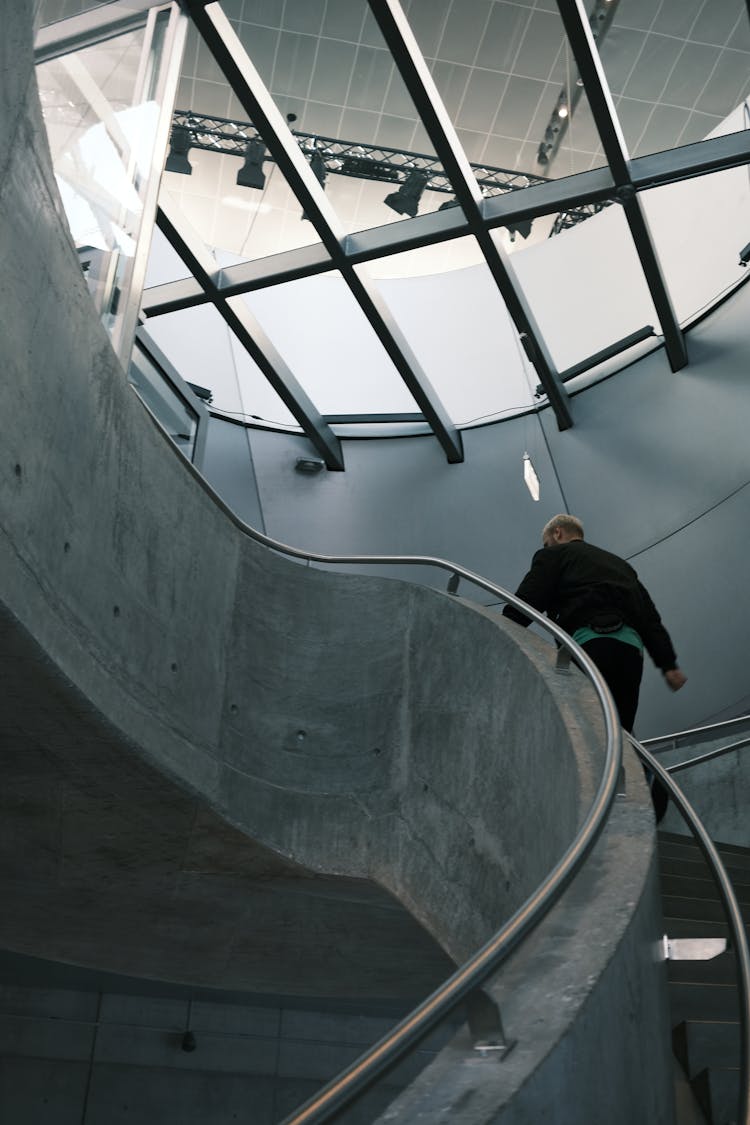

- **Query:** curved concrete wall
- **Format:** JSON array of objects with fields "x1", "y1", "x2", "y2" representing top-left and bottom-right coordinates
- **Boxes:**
[{"x1": 0, "y1": 5, "x2": 673, "y2": 1121}]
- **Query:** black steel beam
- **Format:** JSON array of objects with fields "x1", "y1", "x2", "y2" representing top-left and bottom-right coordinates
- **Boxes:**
[
  {"x1": 630, "y1": 131, "x2": 750, "y2": 190},
  {"x1": 156, "y1": 197, "x2": 345, "y2": 471},
  {"x1": 556, "y1": 0, "x2": 687, "y2": 372},
  {"x1": 367, "y1": 0, "x2": 572, "y2": 430},
  {"x1": 184, "y1": 0, "x2": 463, "y2": 463}
]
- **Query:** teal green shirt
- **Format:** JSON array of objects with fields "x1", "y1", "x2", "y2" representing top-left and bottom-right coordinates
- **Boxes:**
[{"x1": 572, "y1": 624, "x2": 643, "y2": 652}]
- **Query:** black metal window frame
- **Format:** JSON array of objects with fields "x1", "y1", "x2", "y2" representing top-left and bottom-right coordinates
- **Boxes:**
[{"x1": 140, "y1": 0, "x2": 750, "y2": 465}]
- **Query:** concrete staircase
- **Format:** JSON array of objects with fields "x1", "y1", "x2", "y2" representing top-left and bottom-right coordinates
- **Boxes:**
[{"x1": 659, "y1": 830, "x2": 748, "y2": 1125}]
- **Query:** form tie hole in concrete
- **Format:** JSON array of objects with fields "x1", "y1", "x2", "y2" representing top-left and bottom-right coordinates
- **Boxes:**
[
  {"x1": 296, "y1": 730, "x2": 306, "y2": 742},
  {"x1": 14, "y1": 463, "x2": 21, "y2": 478},
  {"x1": 170, "y1": 662, "x2": 178, "y2": 672},
  {"x1": 374, "y1": 747, "x2": 381, "y2": 755},
  {"x1": 423, "y1": 783, "x2": 429, "y2": 792},
  {"x1": 113, "y1": 606, "x2": 120, "y2": 617},
  {"x1": 229, "y1": 703, "x2": 238, "y2": 714},
  {"x1": 63, "y1": 541, "x2": 71, "y2": 553}
]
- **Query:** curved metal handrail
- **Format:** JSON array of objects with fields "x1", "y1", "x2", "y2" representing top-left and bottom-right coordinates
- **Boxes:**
[
  {"x1": 143, "y1": 407, "x2": 624, "y2": 1123},
  {"x1": 643, "y1": 713, "x2": 750, "y2": 753},
  {"x1": 666, "y1": 734, "x2": 750, "y2": 775},
  {"x1": 628, "y1": 734, "x2": 750, "y2": 1125}
]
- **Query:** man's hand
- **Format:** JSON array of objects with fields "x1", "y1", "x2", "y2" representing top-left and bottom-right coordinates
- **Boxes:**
[{"x1": 664, "y1": 668, "x2": 687, "y2": 692}]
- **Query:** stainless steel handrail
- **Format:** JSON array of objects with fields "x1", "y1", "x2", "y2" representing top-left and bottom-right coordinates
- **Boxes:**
[
  {"x1": 643, "y1": 713, "x2": 750, "y2": 753},
  {"x1": 145, "y1": 408, "x2": 624, "y2": 1123},
  {"x1": 628, "y1": 734, "x2": 750, "y2": 1125},
  {"x1": 666, "y1": 734, "x2": 750, "y2": 775}
]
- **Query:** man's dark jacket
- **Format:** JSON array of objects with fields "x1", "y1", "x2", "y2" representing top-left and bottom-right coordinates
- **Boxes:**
[{"x1": 502, "y1": 539, "x2": 678, "y2": 672}]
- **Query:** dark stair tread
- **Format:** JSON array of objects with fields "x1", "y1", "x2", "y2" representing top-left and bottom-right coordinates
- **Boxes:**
[
  {"x1": 673, "y1": 1020, "x2": 740, "y2": 1079},
  {"x1": 661, "y1": 895, "x2": 750, "y2": 925},
  {"x1": 660, "y1": 873, "x2": 750, "y2": 903},
  {"x1": 692, "y1": 1065, "x2": 740, "y2": 1125},
  {"x1": 659, "y1": 830, "x2": 750, "y2": 857},
  {"x1": 668, "y1": 981, "x2": 740, "y2": 1023},
  {"x1": 667, "y1": 953, "x2": 738, "y2": 986},
  {"x1": 660, "y1": 856, "x2": 750, "y2": 885}
]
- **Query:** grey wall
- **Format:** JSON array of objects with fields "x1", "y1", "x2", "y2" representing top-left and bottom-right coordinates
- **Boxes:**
[
  {"x1": 198, "y1": 282, "x2": 750, "y2": 741},
  {"x1": 0, "y1": 975, "x2": 448, "y2": 1125},
  {"x1": 0, "y1": 4, "x2": 676, "y2": 1122}
]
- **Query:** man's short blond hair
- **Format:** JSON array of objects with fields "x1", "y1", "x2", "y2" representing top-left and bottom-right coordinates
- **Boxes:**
[{"x1": 542, "y1": 513, "x2": 584, "y2": 541}]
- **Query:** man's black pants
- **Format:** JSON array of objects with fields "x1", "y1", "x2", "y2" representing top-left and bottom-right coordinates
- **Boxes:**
[
  {"x1": 581, "y1": 636, "x2": 668, "y2": 820},
  {"x1": 580, "y1": 636, "x2": 643, "y2": 733}
]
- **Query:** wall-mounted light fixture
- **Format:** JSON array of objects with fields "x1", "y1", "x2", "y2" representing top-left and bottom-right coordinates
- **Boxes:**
[
  {"x1": 295, "y1": 457, "x2": 325, "y2": 474},
  {"x1": 523, "y1": 452, "x2": 540, "y2": 501}
]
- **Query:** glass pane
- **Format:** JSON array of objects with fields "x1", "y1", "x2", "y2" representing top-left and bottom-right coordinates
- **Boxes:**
[
  {"x1": 128, "y1": 344, "x2": 199, "y2": 461},
  {"x1": 37, "y1": 11, "x2": 174, "y2": 353},
  {"x1": 144, "y1": 222, "x2": 193, "y2": 287},
  {"x1": 410, "y1": 0, "x2": 607, "y2": 181},
  {"x1": 38, "y1": 0, "x2": 112, "y2": 27},
  {"x1": 143, "y1": 303, "x2": 299, "y2": 429},
  {"x1": 373, "y1": 240, "x2": 537, "y2": 426},
  {"x1": 597, "y1": 0, "x2": 750, "y2": 156},
  {"x1": 642, "y1": 162, "x2": 750, "y2": 325},
  {"x1": 242, "y1": 272, "x2": 421, "y2": 415},
  {"x1": 513, "y1": 202, "x2": 658, "y2": 374},
  {"x1": 169, "y1": 0, "x2": 462, "y2": 248}
]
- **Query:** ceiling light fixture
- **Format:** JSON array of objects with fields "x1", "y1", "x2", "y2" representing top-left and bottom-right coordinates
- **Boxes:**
[
  {"x1": 236, "y1": 138, "x2": 266, "y2": 189},
  {"x1": 384, "y1": 169, "x2": 429, "y2": 217},
  {"x1": 165, "y1": 125, "x2": 193, "y2": 175}
]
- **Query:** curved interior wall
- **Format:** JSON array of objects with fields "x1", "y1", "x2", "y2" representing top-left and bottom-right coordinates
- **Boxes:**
[
  {"x1": 0, "y1": 7, "x2": 676, "y2": 1121},
  {"x1": 0, "y1": 0, "x2": 601, "y2": 973},
  {"x1": 198, "y1": 274, "x2": 750, "y2": 741}
]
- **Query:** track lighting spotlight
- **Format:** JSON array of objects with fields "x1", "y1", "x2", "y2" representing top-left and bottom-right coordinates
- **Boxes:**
[
  {"x1": 236, "y1": 138, "x2": 266, "y2": 189},
  {"x1": 165, "y1": 125, "x2": 193, "y2": 175},
  {"x1": 384, "y1": 170, "x2": 429, "y2": 217}
]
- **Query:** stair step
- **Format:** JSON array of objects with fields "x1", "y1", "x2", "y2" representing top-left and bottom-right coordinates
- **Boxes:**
[
  {"x1": 661, "y1": 894, "x2": 750, "y2": 926},
  {"x1": 659, "y1": 831, "x2": 750, "y2": 859},
  {"x1": 673, "y1": 1020, "x2": 741, "y2": 1079},
  {"x1": 660, "y1": 873, "x2": 750, "y2": 904},
  {"x1": 667, "y1": 952, "x2": 738, "y2": 986},
  {"x1": 692, "y1": 1066, "x2": 740, "y2": 1125},
  {"x1": 668, "y1": 981, "x2": 740, "y2": 1023},
  {"x1": 658, "y1": 839, "x2": 750, "y2": 872},
  {"x1": 660, "y1": 856, "x2": 750, "y2": 885}
]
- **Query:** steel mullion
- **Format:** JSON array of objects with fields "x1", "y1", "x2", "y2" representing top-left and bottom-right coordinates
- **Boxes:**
[
  {"x1": 630, "y1": 131, "x2": 750, "y2": 190},
  {"x1": 184, "y1": 0, "x2": 463, "y2": 463},
  {"x1": 367, "y1": 0, "x2": 572, "y2": 431},
  {"x1": 35, "y1": 0, "x2": 169, "y2": 62},
  {"x1": 142, "y1": 277, "x2": 209, "y2": 317},
  {"x1": 556, "y1": 0, "x2": 687, "y2": 371},
  {"x1": 156, "y1": 198, "x2": 344, "y2": 470}
]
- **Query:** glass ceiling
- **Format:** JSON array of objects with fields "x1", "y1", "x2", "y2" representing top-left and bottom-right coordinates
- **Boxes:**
[{"x1": 40, "y1": 0, "x2": 750, "y2": 469}]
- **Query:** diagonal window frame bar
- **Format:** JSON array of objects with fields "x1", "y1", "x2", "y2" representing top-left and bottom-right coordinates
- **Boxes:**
[
  {"x1": 556, "y1": 0, "x2": 688, "y2": 373},
  {"x1": 156, "y1": 195, "x2": 345, "y2": 471},
  {"x1": 366, "y1": 0, "x2": 573, "y2": 432},
  {"x1": 182, "y1": 0, "x2": 463, "y2": 464}
]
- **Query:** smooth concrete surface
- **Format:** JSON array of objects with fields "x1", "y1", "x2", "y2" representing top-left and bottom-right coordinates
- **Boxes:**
[
  {"x1": 0, "y1": 5, "x2": 674, "y2": 1122},
  {"x1": 372, "y1": 745, "x2": 675, "y2": 1125}
]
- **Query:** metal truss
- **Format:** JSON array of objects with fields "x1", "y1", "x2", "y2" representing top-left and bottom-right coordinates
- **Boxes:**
[
  {"x1": 170, "y1": 109, "x2": 604, "y2": 238},
  {"x1": 143, "y1": 0, "x2": 750, "y2": 458},
  {"x1": 170, "y1": 108, "x2": 546, "y2": 198}
]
